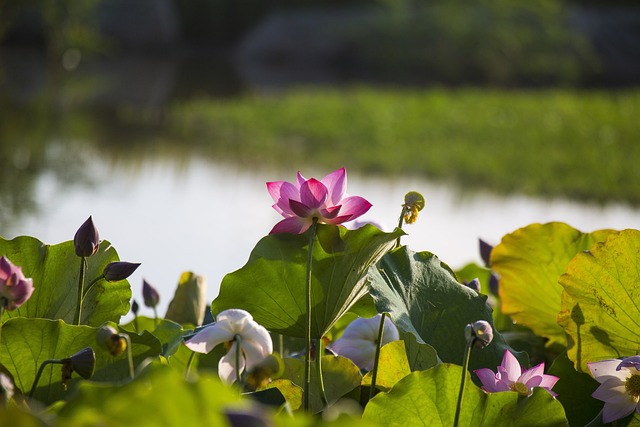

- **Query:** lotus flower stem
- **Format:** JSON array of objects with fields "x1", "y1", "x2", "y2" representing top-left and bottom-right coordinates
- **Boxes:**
[
  {"x1": 185, "y1": 351, "x2": 196, "y2": 378},
  {"x1": 122, "y1": 333, "x2": 134, "y2": 380},
  {"x1": 315, "y1": 338, "x2": 328, "y2": 407},
  {"x1": 73, "y1": 257, "x2": 87, "y2": 325},
  {"x1": 30, "y1": 359, "x2": 63, "y2": 398},
  {"x1": 235, "y1": 334, "x2": 242, "y2": 387},
  {"x1": 303, "y1": 217, "x2": 318, "y2": 411},
  {"x1": 454, "y1": 337, "x2": 475, "y2": 427},
  {"x1": 153, "y1": 307, "x2": 159, "y2": 327},
  {"x1": 369, "y1": 312, "x2": 388, "y2": 400},
  {"x1": 279, "y1": 334, "x2": 284, "y2": 357},
  {"x1": 395, "y1": 206, "x2": 408, "y2": 248}
]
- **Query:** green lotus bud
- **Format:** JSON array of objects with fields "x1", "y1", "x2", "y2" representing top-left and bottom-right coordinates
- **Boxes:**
[
  {"x1": 103, "y1": 262, "x2": 141, "y2": 282},
  {"x1": 74, "y1": 216, "x2": 100, "y2": 257}
]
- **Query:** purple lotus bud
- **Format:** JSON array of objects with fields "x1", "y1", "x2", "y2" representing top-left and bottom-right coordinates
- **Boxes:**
[
  {"x1": 131, "y1": 299, "x2": 139, "y2": 315},
  {"x1": 103, "y1": 262, "x2": 141, "y2": 282},
  {"x1": 617, "y1": 356, "x2": 640, "y2": 372},
  {"x1": 465, "y1": 320, "x2": 493, "y2": 349},
  {"x1": 74, "y1": 216, "x2": 100, "y2": 257},
  {"x1": 142, "y1": 279, "x2": 160, "y2": 308},
  {"x1": 489, "y1": 271, "x2": 500, "y2": 296},
  {"x1": 0, "y1": 256, "x2": 34, "y2": 311},
  {"x1": 464, "y1": 278, "x2": 481, "y2": 293},
  {"x1": 479, "y1": 238, "x2": 493, "y2": 267}
]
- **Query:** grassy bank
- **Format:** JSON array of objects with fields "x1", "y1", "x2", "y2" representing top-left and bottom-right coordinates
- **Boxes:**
[{"x1": 169, "y1": 87, "x2": 640, "y2": 204}]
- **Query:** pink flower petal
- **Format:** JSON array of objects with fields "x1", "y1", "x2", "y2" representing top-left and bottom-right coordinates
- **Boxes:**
[
  {"x1": 289, "y1": 199, "x2": 312, "y2": 218},
  {"x1": 475, "y1": 368, "x2": 500, "y2": 392},
  {"x1": 269, "y1": 217, "x2": 312, "y2": 235},
  {"x1": 267, "y1": 181, "x2": 299, "y2": 215},
  {"x1": 218, "y1": 341, "x2": 245, "y2": 384},
  {"x1": 500, "y1": 350, "x2": 522, "y2": 383},
  {"x1": 538, "y1": 374, "x2": 560, "y2": 391},
  {"x1": 519, "y1": 363, "x2": 545, "y2": 386},
  {"x1": 336, "y1": 196, "x2": 372, "y2": 221},
  {"x1": 602, "y1": 398, "x2": 636, "y2": 423},
  {"x1": 300, "y1": 179, "x2": 328, "y2": 209},
  {"x1": 321, "y1": 168, "x2": 347, "y2": 206},
  {"x1": 320, "y1": 205, "x2": 341, "y2": 219},
  {"x1": 296, "y1": 171, "x2": 306, "y2": 188},
  {"x1": 593, "y1": 380, "x2": 627, "y2": 403},
  {"x1": 185, "y1": 323, "x2": 234, "y2": 354}
]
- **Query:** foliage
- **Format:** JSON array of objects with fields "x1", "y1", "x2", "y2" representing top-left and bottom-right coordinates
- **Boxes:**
[{"x1": 0, "y1": 169, "x2": 639, "y2": 425}]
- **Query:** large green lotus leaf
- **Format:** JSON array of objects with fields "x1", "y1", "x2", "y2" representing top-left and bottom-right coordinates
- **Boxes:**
[
  {"x1": 0, "y1": 318, "x2": 162, "y2": 404},
  {"x1": 57, "y1": 365, "x2": 244, "y2": 426},
  {"x1": 121, "y1": 316, "x2": 184, "y2": 358},
  {"x1": 491, "y1": 223, "x2": 614, "y2": 346},
  {"x1": 361, "y1": 340, "x2": 411, "y2": 391},
  {"x1": 0, "y1": 236, "x2": 131, "y2": 326},
  {"x1": 547, "y1": 352, "x2": 601, "y2": 427},
  {"x1": 557, "y1": 229, "x2": 640, "y2": 373},
  {"x1": 362, "y1": 363, "x2": 568, "y2": 427},
  {"x1": 368, "y1": 246, "x2": 526, "y2": 374},
  {"x1": 212, "y1": 224, "x2": 403, "y2": 338},
  {"x1": 281, "y1": 355, "x2": 362, "y2": 414}
]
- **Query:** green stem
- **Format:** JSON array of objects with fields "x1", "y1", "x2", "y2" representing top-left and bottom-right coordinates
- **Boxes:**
[
  {"x1": 369, "y1": 312, "x2": 387, "y2": 400},
  {"x1": 153, "y1": 307, "x2": 159, "y2": 327},
  {"x1": 303, "y1": 218, "x2": 318, "y2": 412},
  {"x1": 316, "y1": 338, "x2": 328, "y2": 408},
  {"x1": 454, "y1": 338, "x2": 475, "y2": 427},
  {"x1": 185, "y1": 351, "x2": 196, "y2": 378},
  {"x1": 29, "y1": 359, "x2": 63, "y2": 397},
  {"x1": 235, "y1": 334, "x2": 242, "y2": 387},
  {"x1": 279, "y1": 334, "x2": 284, "y2": 357},
  {"x1": 133, "y1": 313, "x2": 139, "y2": 333},
  {"x1": 83, "y1": 275, "x2": 105, "y2": 298},
  {"x1": 395, "y1": 207, "x2": 407, "y2": 248},
  {"x1": 73, "y1": 257, "x2": 87, "y2": 325},
  {"x1": 122, "y1": 333, "x2": 134, "y2": 380}
]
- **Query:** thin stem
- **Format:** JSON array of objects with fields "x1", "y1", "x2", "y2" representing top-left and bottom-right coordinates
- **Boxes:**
[
  {"x1": 315, "y1": 338, "x2": 328, "y2": 408},
  {"x1": 133, "y1": 313, "x2": 139, "y2": 333},
  {"x1": 153, "y1": 307, "x2": 159, "y2": 327},
  {"x1": 185, "y1": 351, "x2": 196, "y2": 378},
  {"x1": 235, "y1": 334, "x2": 242, "y2": 387},
  {"x1": 122, "y1": 333, "x2": 134, "y2": 380},
  {"x1": 369, "y1": 313, "x2": 387, "y2": 400},
  {"x1": 303, "y1": 218, "x2": 318, "y2": 412},
  {"x1": 395, "y1": 207, "x2": 407, "y2": 248},
  {"x1": 73, "y1": 257, "x2": 87, "y2": 325},
  {"x1": 83, "y1": 275, "x2": 105, "y2": 298},
  {"x1": 454, "y1": 338, "x2": 475, "y2": 427},
  {"x1": 29, "y1": 359, "x2": 63, "y2": 397},
  {"x1": 279, "y1": 334, "x2": 284, "y2": 357}
]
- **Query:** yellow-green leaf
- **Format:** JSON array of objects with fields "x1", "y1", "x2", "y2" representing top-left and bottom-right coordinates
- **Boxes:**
[
  {"x1": 491, "y1": 222, "x2": 614, "y2": 346},
  {"x1": 558, "y1": 229, "x2": 640, "y2": 372}
]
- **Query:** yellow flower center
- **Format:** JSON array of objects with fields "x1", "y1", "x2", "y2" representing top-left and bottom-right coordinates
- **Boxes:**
[
  {"x1": 510, "y1": 382, "x2": 530, "y2": 396},
  {"x1": 625, "y1": 374, "x2": 640, "y2": 400}
]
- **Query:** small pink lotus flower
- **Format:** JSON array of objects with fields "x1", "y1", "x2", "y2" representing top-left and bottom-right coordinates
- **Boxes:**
[
  {"x1": 589, "y1": 356, "x2": 640, "y2": 423},
  {"x1": 0, "y1": 256, "x2": 34, "y2": 311},
  {"x1": 267, "y1": 168, "x2": 372, "y2": 234},
  {"x1": 474, "y1": 349, "x2": 559, "y2": 397}
]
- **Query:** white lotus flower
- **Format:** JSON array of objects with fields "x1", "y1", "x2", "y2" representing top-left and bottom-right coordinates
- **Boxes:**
[
  {"x1": 589, "y1": 356, "x2": 640, "y2": 423},
  {"x1": 185, "y1": 309, "x2": 272, "y2": 384},
  {"x1": 330, "y1": 314, "x2": 399, "y2": 371}
]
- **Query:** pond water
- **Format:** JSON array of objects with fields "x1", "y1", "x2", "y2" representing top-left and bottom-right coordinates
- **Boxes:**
[{"x1": 3, "y1": 148, "x2": 639, "y2": 319}]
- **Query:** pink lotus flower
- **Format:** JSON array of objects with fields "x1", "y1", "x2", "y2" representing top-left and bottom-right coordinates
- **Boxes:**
[
  {"x1": 589, "y1": 356, "x2": 640, "y2": 423},
  {"x1": 267, "y1": 168, "x2": 372, "y2": 234},
  {"x1": 474, "y1": 349, "x2": 559, "y2": 397},
  {"x1": 0, "y1": 256, "x2": 34, "y2": 311}
]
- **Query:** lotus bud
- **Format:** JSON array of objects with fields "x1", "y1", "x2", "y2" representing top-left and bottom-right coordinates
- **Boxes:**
[
  {"x1": 103, "y1": 262, "x2": 141, "y2": 282},
  {"x1": 488, "y1": 271, "x2": 500, "y2": 296},
  {"x1": 61, "y1": 347, "x2": 96, "y2": 389},
  {"x1": 74, "y1": 216, "x2": 100, "y2": 257},
  {"x1": 97, "y1": 325, "x2": 127, "y2": 357},
  {"x1": 479, "y1": 238, "x2": 493, "y2": 268},
  {"x1": 464, "y1": 278, "x2": 481, "y2": 293},
  {"x1": 464, "y1": 320, "x2": 493, "y2": 349},
  {"x1": 131, "y1": 299, "x2": 139, "y2": 315},
  {"x1": 0, "y1": 256, "x2": 34, "y2": 311},
  {"x1": 142, "y1": 279, "x2": 160, "y2": 308},
  {"x1": 402, "y1": 191, "x2": 425, "y2": 225}
]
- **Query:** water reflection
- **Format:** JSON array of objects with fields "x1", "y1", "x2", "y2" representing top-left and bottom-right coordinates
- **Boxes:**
[{"x1": 2, "y1": 151, "x2": 639, "y2": 319}]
